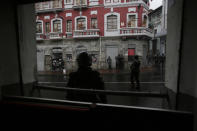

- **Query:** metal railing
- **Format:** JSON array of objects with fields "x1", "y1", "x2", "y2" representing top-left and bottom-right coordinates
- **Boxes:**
[
  {"x1": 35, "y1": 85, "x2": 168, "y2": 98},
  {"x1": 36, "y1": 34, "x2": 45, "y2": 40},
  {"x1": 49, "y1": 32, "x2": 63, "y2": 39},
  {"x1": 120, "y1": 27, "x2": 153, "y2": 37},
  {"x1": 73, "y1": 29, "x2": 100, "y2": 38}
]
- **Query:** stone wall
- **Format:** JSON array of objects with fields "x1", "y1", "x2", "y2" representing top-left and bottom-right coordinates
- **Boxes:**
[{"x1": 37, "y1": 37, "x2": 149, "y2": 71}]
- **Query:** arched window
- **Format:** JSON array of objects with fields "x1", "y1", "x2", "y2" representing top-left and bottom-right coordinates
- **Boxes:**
[
  {"x1": 36, "y1": 21, "x2": 43, "y2": 33},
  {"x1": 53, "y1": 19, "x2": 62, "y2": 32},
  {"x1": 107, "y1": 15, "x2": 117, "y2": 30},
  {"x1": 77, "y1": 18, "x2": 86, "y2": 30}
]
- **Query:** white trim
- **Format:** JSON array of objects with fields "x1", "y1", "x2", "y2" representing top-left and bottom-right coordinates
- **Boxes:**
[
  {"x1": 64, "y1": 0, "x2": 73, "y2": 8},
  {"x1": 104, "y1": 12, "x2": 120, "y2": 36},
  {"x1": 142, "y1": 13, "x2": 148, "y2": 28},
  {"x1": 51, "y1": 18, "x2": 63, "y2": 33},
  {"x1": 127, "y1": 13, "x2": 138, "y2": 28},
  {"x1": 104, "y1": 1, "x2": 149, "y2": 10},
  {"x1": 128, "y1": 7, "x2": 136, "y2": 12},
  {"x1": 36, "y1": 20, "x2": 44, "y2": 34},
  {"x1": 91, "y1": 10, "x2": 98, "y2": 15},
  {"x1": 66, "y1": 13, "x2": 72, "y2": 17},
  {"x1": 104, "y1": 0, "x2": 121, "y2": 6},
  {"x1": 75, "y1": 16, "x2": 87, "y2": 30}
]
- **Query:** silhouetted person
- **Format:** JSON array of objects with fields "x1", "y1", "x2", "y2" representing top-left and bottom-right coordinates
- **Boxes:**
[
  {"x1": 107, "y1": 56, "x2": 112, "y2": 70},
  {"x1": 119, "y1": 54, "x2": 124, "y2": 70},
  {"x1": 66, "y1": 52, "x2": 106, "y2": 103},
  {"x1": 130, "y1": 55, "x2": 141, "y2": 90}
]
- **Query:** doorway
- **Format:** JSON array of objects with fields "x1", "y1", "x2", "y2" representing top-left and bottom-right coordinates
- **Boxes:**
[{"x1": 106, "y1": 46, "x2": 118, "y2": 69}]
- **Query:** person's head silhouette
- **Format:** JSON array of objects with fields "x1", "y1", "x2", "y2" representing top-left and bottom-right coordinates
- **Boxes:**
[
  {"x1": 134, "y1": 55, "x2": 139, "y2": 60},
  {"x1": 77, "y1": 52, "x2": 92, "y2": 67}
]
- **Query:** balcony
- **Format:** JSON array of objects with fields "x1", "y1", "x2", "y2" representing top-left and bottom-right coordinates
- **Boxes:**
[
  {"x1": 120, "y1": 27, "x2": 153, "y2": 38},
  {"x1": 49, "y1": 32, "x2": 63, "y2": 40},
  {"x1": 73, "y1": 29, "x2": 100, "y2": 38},
  {"x1": 105, "y1": 0, "x2": 148, "y2": 9},
  {"x1": 36, "y1": 34, "x2": 45, "y2": 41},
  {"x1": 35, "y1": 0, "x2": 63, "y2": 13},
  {"x1": 73, "y1": 0, "x2": 88, "y2": 9}
]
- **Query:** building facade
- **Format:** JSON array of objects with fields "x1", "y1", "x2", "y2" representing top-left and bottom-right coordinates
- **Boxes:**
[
  {"x1": 148, "y1": 0, "x2": 168, "y2": 57},
  {"x1": 35, "y1": 0, "x2": 153, "y2": 72}
]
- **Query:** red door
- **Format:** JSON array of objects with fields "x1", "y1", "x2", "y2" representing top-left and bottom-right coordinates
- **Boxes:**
[
  {"x1": 128, "y1": 48, "x2": 135, "y2": 61},
  {"x1": 128, "y1": 48, "x2": 135, "y2": 56}
]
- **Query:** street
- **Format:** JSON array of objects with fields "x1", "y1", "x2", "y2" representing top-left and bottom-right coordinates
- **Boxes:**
[{"x1": 34, "y1": 65, "x2": 168, "y2": 109}]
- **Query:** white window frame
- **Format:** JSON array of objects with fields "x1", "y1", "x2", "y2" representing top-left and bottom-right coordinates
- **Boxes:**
[
  {"x1": 66, "y1": 20, "x2": 72, "y2": 33},
  {"x1": 127, "y1": 13, "x2": 138, "y2": 28},
  {"x1": 142, "y1": 13, "x2": 148, "y2": 28},
  {"x1": 104, "y1": 12, "x2": 120, "y2": 36},
  {"x1": 64, "y1": 0, "x2": 73, "y2": 4},
  {"x1": 36, "y1": 20, "x2": 44, "y2": 34},
  {"x1": 51, "y1": 18, "x2": 62, "y2": 33},
  {"x1": 75, "y1": 16, "x2": 87, "y2": 30}
]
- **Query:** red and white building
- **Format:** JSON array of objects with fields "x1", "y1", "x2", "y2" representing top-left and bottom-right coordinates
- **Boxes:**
[{"x1": 35, "y1": 0, "x2": 153, "y2": 71}]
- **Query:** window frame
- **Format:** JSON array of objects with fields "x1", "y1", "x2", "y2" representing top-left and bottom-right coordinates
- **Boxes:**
[
  {"x1": 142, "y1": 14, "x2": 148, "y2": 28},
  {"x1": 127, "y1": 13, "x2": 138, "y2": 28},
  {"x1": 66, "y1": 20, "x2": 72, "y2": 32},
  {"x1": 51, "y1": 18, "x2": 62, "y2": 33},
  {"x1": 91, "y1": 18, "x2": 98, "y2": 29},
  {"x1": 107, "y1": 15, "x2": 118, "y2": 30},
  {"x1": 36, "y1": 20, "x2": 43, "y2": 34},
  {"x1": 45, "y1": 22, "x2": 50, "y2": 34},
  {"x1": 75, "y1": 16, "x2": 87, "y2": 30}
]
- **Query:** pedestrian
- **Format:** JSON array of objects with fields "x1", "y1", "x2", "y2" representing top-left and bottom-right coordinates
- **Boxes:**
[
  {"x1": 107, "y1": 56, "x2": 112, "y2": 70},
  {"x1": 66, "y1": 52, "x2": 107, "y2": 103},
  {"x1": 130, "y1": 55, "x2": 141, "y2": 90},
  {"x1": 119, "y1": 54, "x2": 124, "y2": 70}
]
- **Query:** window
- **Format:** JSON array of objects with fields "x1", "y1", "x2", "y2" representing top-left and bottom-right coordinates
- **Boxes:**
[
  {"x1": 67, "y1": 20, "x2": 72, "y2": 32},
  {"x1": 107, "y1": 15, "x2": 117, "y2": 30},
  {"x1": 105, "y1": 0, "x2": 111, "y2": 3},
  {"x1": 91, "y1": 18, "x2": 97, "y2": 29},
  {"x1": 53, "y1": 20, "x2": 61, "y2": 32},
  {"x1": 65, "y1": 0, "x2": 72, "y2": 4},
  {"x1": 53, "y1": 0, "x2": 61, "y2": 8},
  {"x1": 81, "y1": 0, "x2": 86, "y2": 4},
  {"x1": 66, "y1": 54, "x2": 72, "y2": 61},
  {"x1": 128, "y1": 15, "x2": 136, "y2": 27},
  {"x1": 113, "y1": 0, "x2": 119, "y2": 3},
  {"x1": 45, "y1": 22, "x2": 50, "y2": 33},
  {"x1": 36, "y1": 22, "x2": 42, "y2": 33},
  {"x1": 77, "y1": 18, "x2": 86, "y2": 30},
  {"x1": 75, "y1": 0, "x2": 80, "y2": 5},
  {"x1": 142, "y1": 15, "x2": 147, "y2": 27}
]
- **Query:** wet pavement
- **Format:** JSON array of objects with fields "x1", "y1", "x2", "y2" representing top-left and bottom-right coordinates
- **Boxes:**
[{"x1": 33, "y1": 65, "x2": 168, "y2": 109}]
